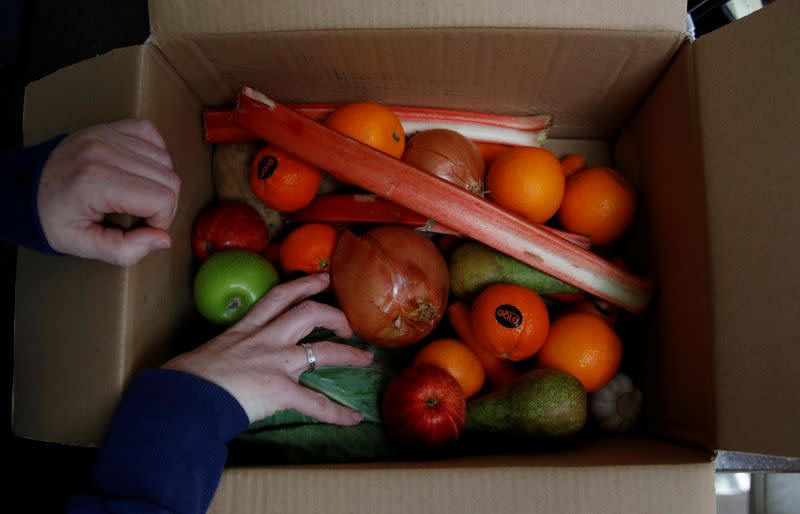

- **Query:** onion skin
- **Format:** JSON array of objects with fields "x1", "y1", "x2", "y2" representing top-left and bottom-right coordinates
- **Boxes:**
[
  {"x1": 331, "y1": 226, "x2": 449, "y2": 348},
  {"x1": 403, "y1": 129, "x2": 485, "y2": 196}
]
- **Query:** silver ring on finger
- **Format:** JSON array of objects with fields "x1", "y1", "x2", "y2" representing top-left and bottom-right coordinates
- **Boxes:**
[{"x1": 301, "y1": 342, "x2": 317, "y2": 372}]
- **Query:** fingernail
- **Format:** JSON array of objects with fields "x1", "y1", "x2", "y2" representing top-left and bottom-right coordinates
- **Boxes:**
[
  {"x1": 350, "y1": 411, "x2": 364, "y2": 424},
  {"x1": 317, "y1": 273, "x2": 330, "y2": 282},
  {"x1": 152, "y1": 238, "x2": 171, "y2": 250}
]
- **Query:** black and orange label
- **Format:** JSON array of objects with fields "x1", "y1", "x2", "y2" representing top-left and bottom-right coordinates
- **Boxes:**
[
  {"x1": 495, "y1": 304, "x2": 523, "y2": 328},
  {"x1": 257, "y1": 154, "x2": 279, "y2": 180}
]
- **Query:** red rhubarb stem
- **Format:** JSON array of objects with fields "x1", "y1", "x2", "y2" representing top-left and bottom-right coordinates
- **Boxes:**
[
  {"x1": 289, "y1": 193, "x2": 438, "y2": 228},
  {"x1": 203, "y1": 108, "x2": 259, "y2": 143},
  {"x1": 204, "y1": 104, "x2": 551, "y2": 146},
  {"x1": 290, "y1": 194, "x2": 590, "y2": 247},
  {"x1": 232, "y1": 87, "x2": 655, "y2": 313},
  {"x1": 289, "y1": 103, "x2": 552, "y2": 131}
]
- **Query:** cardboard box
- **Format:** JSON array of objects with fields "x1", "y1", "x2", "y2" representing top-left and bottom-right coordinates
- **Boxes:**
[{"x1": 13, "y1": 0, "x2": 799, "y2": 511}]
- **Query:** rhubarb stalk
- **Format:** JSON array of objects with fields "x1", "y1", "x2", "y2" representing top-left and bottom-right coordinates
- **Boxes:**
[
  {"x1": 288, "y1": 194, "x2": 458, "y2": 235},
  {"x1": 204, "y1": 103, "x2": 551, "y2": 146},
  {"x1": 232, "y1": 86, "x2": 655, "y2": 313},
  {"x1": 290, "y1": 193, "x2": 591, "y2": 248},
  {"x1": 203, "y1": 108, "x2": 259, "y2": 143},
  {"x1": 290, "y1": 103, "x2": 552, "y2": 131}
]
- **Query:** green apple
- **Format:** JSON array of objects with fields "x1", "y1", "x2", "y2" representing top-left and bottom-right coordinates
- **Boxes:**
[{"x1": 194, "y1": 249, "x2": 279, "y2": 325}]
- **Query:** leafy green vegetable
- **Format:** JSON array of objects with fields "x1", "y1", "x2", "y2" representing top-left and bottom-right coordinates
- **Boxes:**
[
  {"x1": 236, "y1": 330, "x2": 414, "y2": 463},
  {"x1": 236, "y1": 422, "x2": 399, "y2": 464},
  {"x1": 247, "y1": 409, "x2": 318, "y2": 430}
]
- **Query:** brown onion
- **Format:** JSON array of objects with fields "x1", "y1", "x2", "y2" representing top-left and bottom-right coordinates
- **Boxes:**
[
  {"x1": 402, "y1": 129, "x2": 485, "y2": 196},
  {"x1": 331, "y1": 226, "x2": 449, "y2": 348}
]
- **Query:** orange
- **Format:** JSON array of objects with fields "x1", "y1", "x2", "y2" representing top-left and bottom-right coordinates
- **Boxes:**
[
  {"x1": 485, "y1": 147, "x2": 565, "y2": 223},
  {"x1": 250, "y1": 146, "x2": 321, "y2": 212},
  {"x1": 474, "y1": 142, "x2": 512, "y2": 168},
  {"x1": 567, "y1": 298, "x2": 620, "y2": 328},
  {"x1": 279, "y1": 223, "x2": 340, "y2": 274},
  {"x1": 537, "y1": 312, "x2": 622, "y2": 392},
  {"x1": 324, "y1": 102, "x2": 405, "y2": 158},
  {"x1": 470, "y1": 283, "x2": 550, "y2": 361},
  {"x1": 558, "y1": 167, "x2": 636, "y2": 246},
  {"x1": 560, "y1": 154, "x2": 586, "y2": 178},
  {"x1": 447, "y1": 302, "x2": 520, "y2": 391},
  {"x1": 413, "y1": 338, "x2": 485, "y2": 398}
]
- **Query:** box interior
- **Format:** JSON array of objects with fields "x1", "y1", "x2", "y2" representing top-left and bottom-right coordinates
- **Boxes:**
[{"x1": 18, "y1": 25, "x2": 702, "y2": 451}]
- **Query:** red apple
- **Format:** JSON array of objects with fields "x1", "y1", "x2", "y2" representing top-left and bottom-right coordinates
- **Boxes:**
[
  {"x1": 381, "y1": 364, "x2": 466, "y2": 448},
  {"x1": 192, "y1": 201, "x2": 269, "y2": 262}
]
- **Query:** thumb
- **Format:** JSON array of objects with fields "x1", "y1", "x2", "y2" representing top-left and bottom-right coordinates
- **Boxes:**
[{"x1": 82, "y1": 224, "x2": 171, "y2": 267}]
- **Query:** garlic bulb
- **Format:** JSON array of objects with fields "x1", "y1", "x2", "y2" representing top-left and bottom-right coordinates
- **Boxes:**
[{"x1": 589, "y1": 373, "x2": 642, "y2": 433}]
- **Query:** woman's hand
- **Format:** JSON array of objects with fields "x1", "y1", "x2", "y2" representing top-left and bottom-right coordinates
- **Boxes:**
[
  {"x1": 163, "y1": 273, "x2": 373, "y2": 424},
  {"x1": 37, "y1": 119, "x2": 180, "y2": 267}
]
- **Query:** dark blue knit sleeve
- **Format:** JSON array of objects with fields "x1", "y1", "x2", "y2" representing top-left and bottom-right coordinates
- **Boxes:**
[
  {"x1": 66, "y1": 369, "x2": 250, "y2": 514},
  {"x1": 0, "y1": 135, "x2": 66, "y2": 254}
]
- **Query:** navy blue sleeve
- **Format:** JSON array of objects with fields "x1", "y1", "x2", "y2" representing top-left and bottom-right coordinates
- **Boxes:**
[
  {"x1": 0, "y1": 135, "x2": 66, "y2": 254},
  {"x1": 66, "y1": 369, "x2": 250, "y2": 514}
]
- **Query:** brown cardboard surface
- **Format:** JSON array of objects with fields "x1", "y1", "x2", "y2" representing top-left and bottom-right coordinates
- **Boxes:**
[
  {"x1": 15, "y1": 47, "x2": 145, "y2": 445},
  {"x1": 13, "y1": 45, "x2": 213, "y2": 445},
  {"x1": 210, "y1": 437, "x2": 715, "y2": 514},
  {"x1": 23, "y1": 47, "x2": 143, "y2": 145},
  {"x1": 544, "y1": 139, "x2": 611, "y2": 167},
  {"x1": 630, "y1": 0, "x2": 800, "y2": 458},
  {"x1": 157, "y1": 28, "x2": 683, "y2": 138},
  {"x1": 123, "y1": 47, "x2": 215, "y2": 379},
  {"x1": 629, "y1": 44, "x2": 716, "y2": 451},
  {"x1": 692, "y1": 0, "x2": 800, "y2": 457},
  {"x1": 150, "y1": 0, "x2": 687, "y2": 35}
]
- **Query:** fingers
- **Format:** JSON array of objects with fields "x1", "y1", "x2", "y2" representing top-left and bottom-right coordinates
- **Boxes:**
[
  {"x1": 235, "y1": 274, "x2": 332, "y2": 331},
  {"x1": 93, "y1": 139, "x2": 180, "y2": 196},
  {"x1": 286, "y1": 385, "x2": 364, "y2": 426},
  {"x1": 110, "y1": 132, "x2": 173, "y2": 169},
  {"x1": 255, "y1": 300, "x2": 353, "y2": 347},
  {"x1": 85, "y1": 164, "x2": 178, "y2": 230},
  {"x1": 289, "y1": 341, "x2": 373, "y2": 377},
  {"x1": 108, "y1": 119, "x2": 167, "y2": 149},
  {"x1": 79, "y1": 224, "x2": 171, "y2": 267}
]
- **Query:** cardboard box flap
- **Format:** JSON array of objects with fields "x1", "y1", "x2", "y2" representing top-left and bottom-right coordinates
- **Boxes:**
[
  {"x1": 16, "y1": 46, "x2": 147, "y2": 445},
  {"x1": 149, "y1": 0, "x2": 686, "y2": 36},
  {"x1": 211, "y1": 437, "x2": 715, "y2": 514},
  {"x1": 627, "y1": 43, "x2": 717, "y2": 453},
  {"x1": 693, "y1": 0, "x2": 800, "y2": 456},
  {"x1": 15, "y1": 44, "x2": 213, "y2": 446},
  {"x1": 148, "y1": 1, "x2": 687, "y2": 115}
]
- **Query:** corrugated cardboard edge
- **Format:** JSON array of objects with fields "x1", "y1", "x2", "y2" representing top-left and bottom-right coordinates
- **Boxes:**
[
  {"x1": 14, "y1": 44, "x2": 213, "y2": 446},
  {"x1": 693, "y1": 0, "x2": 800, "y2": 457},
  {"x1": 210, "y1": 437, "x2": 716, "y2": 514},
  {"x1": 149, "y1": 0, "x2": 687, "y2": 36}
]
